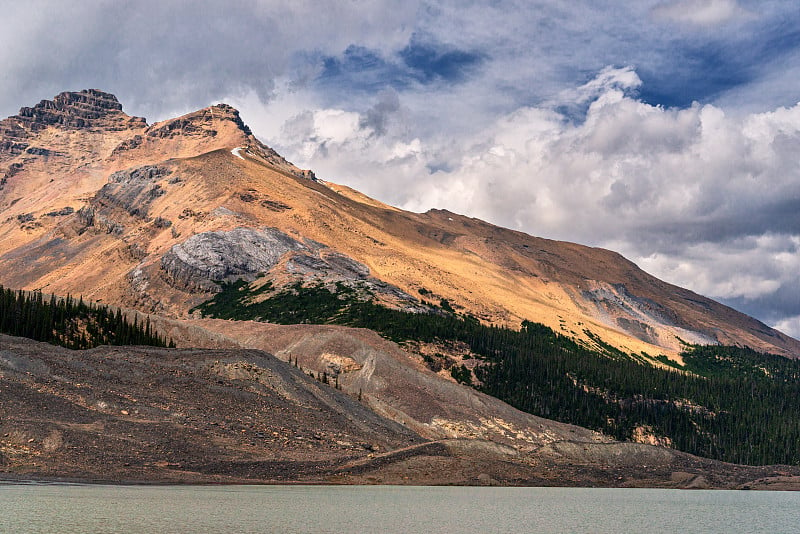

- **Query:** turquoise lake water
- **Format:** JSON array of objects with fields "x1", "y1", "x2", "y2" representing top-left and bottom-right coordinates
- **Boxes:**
[{"x1": 1, "y1": 483, "x2": 799, "y2": 533}]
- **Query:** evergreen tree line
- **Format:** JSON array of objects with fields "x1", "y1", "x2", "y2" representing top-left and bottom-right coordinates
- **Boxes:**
[
  {"x1": 193, "y1": 280, "x2": 800, "y2": 466},
  {"x1": 0, "y1": 285, "x2": 173, "y2": 349}
]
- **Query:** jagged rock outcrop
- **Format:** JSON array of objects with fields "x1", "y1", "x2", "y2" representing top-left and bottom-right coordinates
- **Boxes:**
[
  {"x1": 0, "y1": 90, "x2": 146, "y2": 157},
  {"x1": 75, "y1": 164, "x2": 173, "y2": 236},
  {"x1": 145, "y1": 104, "x2": 247, "y2": 139},
  {"x1": 96, "y1": 165, "x2": 171, "y2": 218}
]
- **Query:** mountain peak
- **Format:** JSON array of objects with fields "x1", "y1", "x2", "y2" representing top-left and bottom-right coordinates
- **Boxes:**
[
  {"x1": 16, "y1": 89, "x2": 145, "y2": 131},
  {"x1": 135, "y1": 102, "x2": 315, "y2": 180},
  {"x1": 210, "y1": 103, "x2": 253, "y2": 136},
  {"x1": 144, "y1": 102, "x2": 252, "y2": 141},
  {"x1": 0, "y1": 89, "x2": 146, "y2": 158}
]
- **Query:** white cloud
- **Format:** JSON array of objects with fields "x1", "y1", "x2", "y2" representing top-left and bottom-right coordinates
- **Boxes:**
[
  {"x1": 774, "y1": 315, "x2": 800, "y2": 339},
  {"x1": 265, "y1": 67, "x2": 800, "y2": 338},
  {"x1": 652, "y1": 0, "x2": 751, "y2": 26},
  {"x1": 557, "y1": 65, "x2": 642, "y2": 105}
]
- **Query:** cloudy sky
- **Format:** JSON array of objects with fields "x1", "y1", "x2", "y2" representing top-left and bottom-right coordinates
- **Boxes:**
[{"x1": 2, "y1": 0, "x2": 800, "y2": 337}]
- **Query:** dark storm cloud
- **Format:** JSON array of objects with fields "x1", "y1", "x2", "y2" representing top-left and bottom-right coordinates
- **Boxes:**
[
  {"x1": 639, "y1": 12, "x2": 800, "y2": 109},
  {"x1": 359, "y1": 90, "x2": 401, "y2": 137},
  {"x1": 0, "y1": 0, "x2": 419, "y2": 120},
  {"x1": 608, "y1": 194, "x2": 800, "y2": 258}
]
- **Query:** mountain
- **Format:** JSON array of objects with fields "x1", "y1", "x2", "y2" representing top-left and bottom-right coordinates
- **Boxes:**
[
  {"x1": 1, "y1": 89, "x2": 797, "y2": 360},
  {"x1": 3, "y1": 90, "x2": 800, "y2": 487}
]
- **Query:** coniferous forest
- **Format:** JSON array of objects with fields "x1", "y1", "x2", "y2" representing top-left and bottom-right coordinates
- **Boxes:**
[
  {"x1": 0, "y1": 285, "x2": 172, "y2": 349},
  {"x1": 194, "y1": 279, "x2": 800, "y2": 466}
]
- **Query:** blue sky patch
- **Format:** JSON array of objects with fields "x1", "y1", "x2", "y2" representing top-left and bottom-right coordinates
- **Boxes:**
[
  {"x1": 317, "y1": 39, "x2": 484, "y2": 96},
  {"x1": 399, "y1": 40, "x2": 485, "y2": 84}
]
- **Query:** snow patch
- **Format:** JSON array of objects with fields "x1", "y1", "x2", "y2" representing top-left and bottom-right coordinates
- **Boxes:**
[{"x1": 231, "y1": 147, "x2": 245, "y2": 160}]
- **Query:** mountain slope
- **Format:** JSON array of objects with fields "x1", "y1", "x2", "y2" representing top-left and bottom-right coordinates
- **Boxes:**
[{"x1": 0, "y1": 90, "x2": 797, "y2": 361}]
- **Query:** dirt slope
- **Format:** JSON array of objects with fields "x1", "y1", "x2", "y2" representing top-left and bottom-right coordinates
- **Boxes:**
[{"x1": 2, "y1": 333, "x2": 799, "y2": 488}]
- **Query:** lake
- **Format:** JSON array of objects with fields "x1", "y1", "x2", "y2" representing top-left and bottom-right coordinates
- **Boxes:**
[{"x1": 1, "y1": 483, "x2": 798, "y2": 533}]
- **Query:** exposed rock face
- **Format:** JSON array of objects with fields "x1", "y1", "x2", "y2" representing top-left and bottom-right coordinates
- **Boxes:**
[
  {"x1": 161, "y1": 227, "x2": 306, "y2": 291},
  {"x1": 580, "y1": 281, "x2": 717, "y2": 348},
  {"x1": 288, "y1": 250, "x2": 370, "y2": 280},
  {"x1": 75, "y1": 164, "x2": 173, "y2": 236},
  {"x1": 158, "y1": 227, "x2": 418, "y2": 307},
  {"x1": 98, "y1": 165, "x2": 171, "y2": 217}
]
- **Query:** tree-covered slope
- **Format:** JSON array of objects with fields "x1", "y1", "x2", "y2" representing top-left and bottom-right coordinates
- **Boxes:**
[{"x1": 0, "y1": 286, "x2": 171, "y2": 349}]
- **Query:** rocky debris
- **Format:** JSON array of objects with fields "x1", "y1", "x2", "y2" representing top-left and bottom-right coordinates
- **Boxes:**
[
  {"x1": 616, "y1": 317, "x2": 658, "y2": 346},
  {"x1": 582, "y1": 282, "x2": 678, "y2": 326},
  {"x1": 111, "y1": 134, "x2": 144, "y2": 155},
  {"x1": 261, "y1": 199, "x2": 292, "y2": 212},
  {"x1": 45, "y1": 207, "x2": 75, "y2": 217},
  {"x1": 235, "y1": 190, "x2": 293, "y2": 212},
  {"x1": 161, "y1": 227, "x2": 306, "y2": 291},
  {"x1": 581, "y1": 281, "x2": 718, "y2": 348},
  {"x1": 319, "y1": 352, "x2": 363, "y2": 376},
  {"x1": 24, "y1": 146, "x2": 61, "y2": 157},
  {"x1": 0, "y1": 333, "x2": 421, "y2": 484},
  {"x1": 14, "y1": 212, "x2": 41, "y2": 231}
]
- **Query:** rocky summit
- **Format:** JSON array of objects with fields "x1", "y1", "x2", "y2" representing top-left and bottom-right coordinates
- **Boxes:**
[{"x1": 1, "y1": 90, "x2": 800, "y2": 487}]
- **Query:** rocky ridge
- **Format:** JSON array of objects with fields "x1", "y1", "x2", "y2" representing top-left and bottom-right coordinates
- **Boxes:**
[{"x1": 0, "y1": 89, "x2": 145, "y2": 158}]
